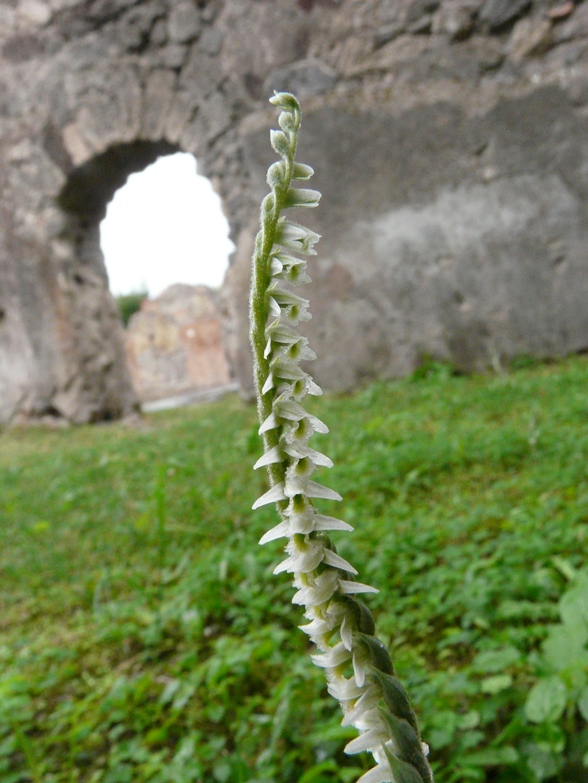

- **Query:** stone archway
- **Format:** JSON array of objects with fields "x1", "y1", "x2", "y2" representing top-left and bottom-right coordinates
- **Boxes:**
[
  {"x1": 56, "y1": 141, "x2": 183, "y2": 422},
  {"x1": 0, "y1": 0, "x2": 345, "y2": 423},
  {"x1": 0, "y1": 2, "x2": 255, "y2": 423},
  {"x1": 2, "y1": 0, "x2": 588, "y2": 423}
]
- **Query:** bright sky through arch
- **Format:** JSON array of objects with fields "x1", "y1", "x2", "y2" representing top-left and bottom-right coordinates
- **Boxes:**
[{"x1": 100, "y1": 152, "x2": 235, "y2": 297}]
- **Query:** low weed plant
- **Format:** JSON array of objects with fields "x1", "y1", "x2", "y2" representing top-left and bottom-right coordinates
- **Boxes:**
[{"x1": 0, "y1": 354, "x2": 588, "y2": 780}]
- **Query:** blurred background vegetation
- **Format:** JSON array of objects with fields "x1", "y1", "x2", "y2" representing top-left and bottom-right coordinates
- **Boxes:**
[{"x1": 115, "y1": 290, "x2": 148, "y2": 327}]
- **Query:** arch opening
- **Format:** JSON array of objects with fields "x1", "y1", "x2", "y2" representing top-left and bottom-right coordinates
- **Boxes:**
[
  {"x1": 55, "y1": 141, "x2": 237, "y2": 415},
  {"x1": 92, "y1": 148, "x2": 234, "y2": 406},
  {"x1": 100, "y1": 151, "x2": 233, "y2": 297}
]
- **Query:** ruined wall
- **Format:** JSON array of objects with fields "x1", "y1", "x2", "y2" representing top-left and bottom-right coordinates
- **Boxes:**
[
  {"x1": 1, "y1": 0, "x2": 588, "y2": 422},
  {"x1": 125, "y1": 283, "x2": 231, "y2": 401}
]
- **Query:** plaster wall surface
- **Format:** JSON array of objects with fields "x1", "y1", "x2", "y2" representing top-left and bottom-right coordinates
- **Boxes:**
[{"x1": 1, "y1": 0, "x2": 588, "y2": 421}]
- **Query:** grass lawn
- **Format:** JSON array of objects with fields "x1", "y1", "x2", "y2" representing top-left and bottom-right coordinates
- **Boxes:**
[{"x1": 1, "y1": 356, "x2": 588, "y2": 783}]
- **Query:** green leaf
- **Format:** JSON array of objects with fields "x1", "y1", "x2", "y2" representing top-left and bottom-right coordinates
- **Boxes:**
[
  {"x1": 471, "y1": 646, "x2": 521, "y2": 673},
  {"x1": 524, "y1": 743, "x2": 561, "y2": 781},
  {"x1": 458, "y1": 711, "x2": 480, "y2": 730},
  {"x1": 579, "y1": 686, "x2": 588, "y2": 721},
  {"x1": 559, "y1": 572, "x2": 588, "y2": 629},
  {"x1": 297, "y1": 760, "x2": 338, "y2": 783},
  {"x1": 525, "y1": 676, "x2": 567, "y2": 724},
  {"x1": 542, "y1": 623, "x2": 588, "y2": 671},
  {"x1": 481, "y1": 674, "x2": 512, "y2": 694},
  {"x1": 428, "y1": 710, "x2": 459, "y2": 749},
  {"x1": 461, "y1": 746, "x2": 519, "y2": 766}
]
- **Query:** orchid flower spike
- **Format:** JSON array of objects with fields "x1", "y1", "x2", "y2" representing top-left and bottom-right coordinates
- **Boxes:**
[{"x1": 249, "y1": 91, "x2": 434, "y2": 783}]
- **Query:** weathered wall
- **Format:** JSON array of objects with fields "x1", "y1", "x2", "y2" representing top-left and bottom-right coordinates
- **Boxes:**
[
  {"x1": 1, "y1": 0, "x2": 588, "y2": 421},
  {"x1": 125, "y1": 283, "x2": 231, "y2": 401}
]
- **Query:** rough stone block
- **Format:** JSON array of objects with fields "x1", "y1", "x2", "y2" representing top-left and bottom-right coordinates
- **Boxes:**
[
  {"x1": 433, "y1": 1, "x2": 480, "y2": 39},
  {"x1": 18, "y1": 0, "x2": 52, "y2": 26},
  {"x1": 479, "y1": 0, "x2": 531, "y2": 32},
  {"x1": 264, "y1": 59, "x2": 337, "y2": 99},
  {"x1": 142, "y1": 69, "x2": 177, "y2": 139},
  {"x1": 168, "y1": 1, "x2": 201, "y2": 44},
  {"x1": 509, "y1": 17, "x2": 552, "y2": 62}
]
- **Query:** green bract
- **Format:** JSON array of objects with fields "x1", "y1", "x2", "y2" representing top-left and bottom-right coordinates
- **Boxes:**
[{"x1": 249, "y1": 92, "x2": 435, "y2": 783}]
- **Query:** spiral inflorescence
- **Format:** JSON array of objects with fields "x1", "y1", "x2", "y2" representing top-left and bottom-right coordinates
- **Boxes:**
[{"x1": 249, "y1": 92, "x2": 434, "y2": 783}]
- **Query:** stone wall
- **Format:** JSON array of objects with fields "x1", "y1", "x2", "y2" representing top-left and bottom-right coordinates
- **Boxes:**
[
  {"x1": 125, "y1": 283, "x2": 231, "y2": 401},
  {"x1": 1, "y1": 0, "x2": 588, "y2": 421}
]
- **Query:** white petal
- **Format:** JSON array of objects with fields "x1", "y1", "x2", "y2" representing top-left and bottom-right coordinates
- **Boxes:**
[
  {"x1": 307, "y1": 414, "x2": 329, "y2": 434},
  {"x1": 353, "y1": 650, "x2": 367, "y2": 688},
  {"x1": 269, "y1": 285, "x2": 310, "y2": 310},
  {"x1": 265, "y1": 319, "x2": 299, "y2": 345},
  {"x1": 268, "y1": 297, "x2": 281, "y2": 317},
  {"x1": 326, "y1": 601, "x2": 346, "y2": 618},
  {"x1": 314, "y1": 515, "x2": 354, "y2": 533},
  {"x1": 285, "y1": 444, "x2": 333, "y2": 468},
  {"x1": 344, "y1": 727, "x2": 386, "y2": 756},
  {"x1": 253, "y1": 446, "x2": 283, "y2": 470},
  {"x1": 285, "y1": 499, "x2": 316, "y2": 533},
  {"x1": 274, "y1": 543, "x2": 324, "y2": 574},
  {"x1": 355, "y1": 764, "x2": 393, "y2": 783},
  {"x1": 304, "y1": 447, "x2": 333, "y2": 468},
  {"x1": 252, "y1": 483, "x2": 286, "y2": 510},
  {"x1": 327, "y1": 676, "x2": 363, "y2": 702},
  {"x1": 299, "y1": 618, "x2": 332, "y2": 637},
  {"x1": 288, "y1": 512, "x2": 316, "y2": 535},
  {"x1": 259, "y1": 412, "x2": 278, "y2": 434},
  {"x1": 272, "y1": 361, "x2": 307, "y2": 382},
  {"x1": 284, "y1": 475, "x2": 309, "y2": 497},
  {"x1": 341, "y1": 686, "x2": 380, "y2": 726},
  {"x1": 311, "y1": 642, "x2": 351, "y2": 669},
  {"x1": 305, "y1": 481, "x2": 342, "y2": 501},
  {"x1": 352, "y1": 707, "x2": 382, "y2": 733},
  {"x1": 273, "y1": 557, "x2": 294, "y2": 574},
  {"x1": 323, "y1": 550, "x2": 358, "y2": 575},
  {"x1": 259, "y1": 521, "x2": 290, "y2": 544},
  {"x1": 293, "y1": 570, "x2": 338, "y2": 606},
  {"x1": 275, "y1": 219, "x2": 320, "y2": 255},
  {"x1": 340, "y1": 614, "x2": 353, "y2": 651},
  {"x1": 307, "y1": 379, "x2": 323, "y2": 396},
  {"x1": 262, "y1": 373, "x2": 275, "y2": 394},
  {"x1": 275, "y1": 399, "x2": 307, "y2": 420},
  {"x1": 339, "y1": 580, "x2": 379, "y2": 595}
]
